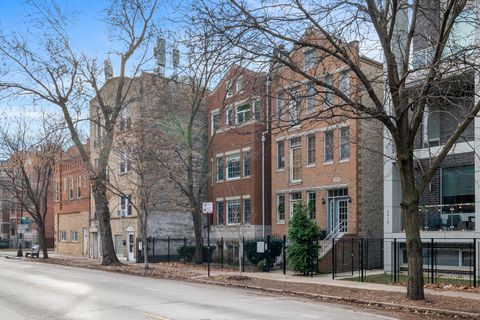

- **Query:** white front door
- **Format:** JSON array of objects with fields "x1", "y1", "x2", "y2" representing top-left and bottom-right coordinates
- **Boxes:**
[
  {"x1": 82, "y1": 228, "x2": 88, "y2": 256},
  {"x1": 127, "y1": 232, "x2": 134, "y2": 261}
]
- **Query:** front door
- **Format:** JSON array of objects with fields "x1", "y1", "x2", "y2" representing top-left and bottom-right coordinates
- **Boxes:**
[
  {"x1": 82, "y1": 228, "x2": 88, "y2": 256},
  {"x1": 328, "y1": 197, "x2": 349, "y2": 233},
  {"x1": 127, "y1": 232, "x2": 134, "y2": 261}
]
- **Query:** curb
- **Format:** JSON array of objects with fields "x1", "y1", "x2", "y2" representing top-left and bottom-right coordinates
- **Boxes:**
[{"x1": 195, "y1": 278, "x2": 480, "y2": 319}]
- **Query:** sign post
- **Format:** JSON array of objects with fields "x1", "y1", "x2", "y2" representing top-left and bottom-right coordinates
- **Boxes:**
[{"x1": 202, "y1": 202, "x2": 213, "y2": 277}]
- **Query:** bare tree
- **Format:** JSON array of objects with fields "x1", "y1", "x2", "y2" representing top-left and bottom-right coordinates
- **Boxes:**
[
  {"x1": 0, "y1": 0, "x2": 159, "y2": 265},
  {"x1": 0, "y1": 116, "x2": 64, "y2": 258},
  {"x1": 200, "y1": 0, "x2": 480, "y2": 300}
]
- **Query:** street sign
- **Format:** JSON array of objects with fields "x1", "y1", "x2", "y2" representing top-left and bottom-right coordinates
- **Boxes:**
[{"x1": 202, "y1": 202, "x2": 213, "y2": 214}]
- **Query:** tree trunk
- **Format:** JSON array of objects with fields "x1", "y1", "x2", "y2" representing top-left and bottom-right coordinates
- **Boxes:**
[
  {"x1": 37, "y1": 218, "x2": 48, "y2": 259},
  {"x1": 398, "y1": 151, "x2": 425, "y2": 300},
  {"x1": 192, "y1": 206, "x2": 203, "y2": 264},
  {"x1": 93, "y1": 178, "x2": 121, "y2": 265}
]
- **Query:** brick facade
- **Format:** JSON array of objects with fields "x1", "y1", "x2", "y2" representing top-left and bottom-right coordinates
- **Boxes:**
[
  {"x1": 53, "y1": 143, "x2": 91, "y2": 256},
  {"x1": 269, "y1": 32, "x2": 384, "y2": 237},
  {"x1": 208, "y1": 66, "x2": 271, "y2": 238}
]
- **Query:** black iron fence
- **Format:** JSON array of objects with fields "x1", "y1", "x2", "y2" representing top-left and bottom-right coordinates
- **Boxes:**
[
  {"x1": 136, "y1": 234, "x2": 480, "y2": 288},
  {"x1": 388, "y1": 238, "x2": 478, "y2": 287}
]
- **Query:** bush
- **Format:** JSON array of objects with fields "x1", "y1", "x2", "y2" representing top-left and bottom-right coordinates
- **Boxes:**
[
  {"x1": 0, "y1": 239, "x2": 9, "y2": 249},
  {"x1": 177, "y1": 245, "x2": 216, "y2": 263},
  {"x1": 244, "y1": 238, "x2": 283, "y2": 270},
  {"x1": 286, "y1": 204, "x2": 319, "y2": 275}
]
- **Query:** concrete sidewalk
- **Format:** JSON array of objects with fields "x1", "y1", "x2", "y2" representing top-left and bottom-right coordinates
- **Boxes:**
[{"x1": 203, "y1": 269, "x2": 480, "y2": 301}]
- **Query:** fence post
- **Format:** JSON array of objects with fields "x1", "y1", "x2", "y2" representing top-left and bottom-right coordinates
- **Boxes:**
[
  {"x1": 283, "y1": 235, "x2": 287, "y2": 275},
  {"x1": 360, "y1": 238, "x2": 364, "y2": 282},
  {"x1": 351, "y1": 237, "x2": 354, "y2": 276},
  {"x1": 393, "y1": 238, "x2": 397, "y2": 284},
  {"x1": 183, "y1": 237, "x2": 187, "y2": 264},
  {"x1": 430, "y1": 238, "x2": 434, "y2": 284},
  {"x1": 221, "y1": 237, "x2": 224, "y2": 269},
  {"x1": 266, "y1": 235, "x2": 271, "y2": 273},
  {"x1": 316, "y1": 236, "x2": 319, "y2": 274},
  {"x1": 152, "y1": 237, "x2": 155, "y2": 262},
  {"x1": 242, "y1": 237, "x2": 245, "y2": 273},
  {"x1": 167, "y1": 236, "x2": 171, "y2": 262},
  {"x1": 474, "y1": 238, "x2": 477, "y2": 288},
  {"x1": 332, "y1": 238, "x2": 335, "y2": 279}
]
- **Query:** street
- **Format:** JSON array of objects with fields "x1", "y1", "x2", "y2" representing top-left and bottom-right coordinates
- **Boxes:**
[{"x1": 0, "y1": 258, "x2": 398, "y2": 320}]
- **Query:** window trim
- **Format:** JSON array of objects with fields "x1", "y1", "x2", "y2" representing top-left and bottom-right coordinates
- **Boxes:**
[
  {"x1": 226, "y1": 199, "x2": 241, "y2": 225},
  {"x1": 235, "y1": 103, "x2": 251, "y2": 124},
  {"x1": 211, "y1": 110, "x2": 219, "y2": 135},
  {"x1": 243, "y1": 151, "x2": 251, "y2": 178},
  {"x1": 226, "y1": 153, "x2": 241, "y2": 180},
  {"x1": 324, "y1": 130, "x2": 334, "y2": 164},
  {"x1": 236, "y1": 78, "x2": 244, "y2": 94},
  {"x1": 76, "y1": 176, "x2": 82, "y2": 198},
  {"x1": 68, "y1": 177, "x2": 74, "y2": 200},
  {"x1": 307, "y1": 134, "x2": 316, "y2": 166},
  {"x1": 289, "y1": 137, "x2": 302, "y2": 183},
  {"x1": 243, "y1": 198, "x2": 251, "y2": 225},
  {"x1": 277, "y1": 193, "x2": 285, "y2": 223},
  {"x1": 276, "y1": 141, "x2": 285, "y2": 171}
]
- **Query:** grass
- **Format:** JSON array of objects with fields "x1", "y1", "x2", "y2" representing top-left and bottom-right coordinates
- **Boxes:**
[{"x1": 342, "y1": 273, "x2": 475, "y2": 287}]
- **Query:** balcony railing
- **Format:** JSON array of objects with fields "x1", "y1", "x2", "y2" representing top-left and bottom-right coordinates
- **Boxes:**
[{"x1": 419, "y1": 203, "x2": 475, "y2": 231}]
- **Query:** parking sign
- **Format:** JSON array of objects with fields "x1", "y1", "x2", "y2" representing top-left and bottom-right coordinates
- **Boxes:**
[{"x1": 202, "y1": 202, "x2": 213, "y2": 214}]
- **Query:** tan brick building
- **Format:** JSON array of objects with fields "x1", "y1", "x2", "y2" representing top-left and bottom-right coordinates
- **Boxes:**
[
  {"x1": 208, "y1": 66, "x2": 271, "y2": 239},
  {"x1": 53, "y1": 143, "x2": 91, "y2": 256},
  {"x1": 270, "y1": 31, "x2": 384, "y2": 237}
]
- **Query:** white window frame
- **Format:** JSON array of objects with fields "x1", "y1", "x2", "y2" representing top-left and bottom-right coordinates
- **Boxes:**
[
  {"x1": 243, "y1": 151, "x2": 251, "y2": 178},
  {"x1": 76, "y1": 176, "x2": 82, "y2": 198},
  {"x1": 216, "y1": 156, "x2": 224, "y2": 182},
  {"x1": 226, "y1": 107, "x2": 233, "y2": 126},
  {"x1": 303, "y1": 49, "x2": 316, "y2": 70},
  {"x1": 276, "y1": 141, "x2": 285, "y2": 171},
  {"x1": 253, "y1": 99, "x2": 261, "y2": 120},
  {"x1": 119, "y1": 150, "x2": 131, "y2": 174},
  {"x1": 236, "y1": 103, "x2": 250, "y2": 124},
  {"x1": 340, "y1": 127, "x2": 350, "y2": 161},
  {"x1": 60, "y1": 231, "x2": 67, "y2": 241},
  {"x1": 118, "y1": 195, "x2": 132, "y2": 217},
  {"x1": 226, "y1": 80, "x2": 233, "y2": 98},
  {"x1": 68, "y1": 177, "x2": 74, "y2": 200},
  {"x1": 243, "y1": 198, "x2": 251, "y2": 225},
  {"x1": 324, "y1": 130, "x2": 334, "y2": 163},
  {"x1": 307, "y1": 135, "x2": 316, "y2": 166},
  {"x1": 226, "y1": 199, "x2": 241, "y2": 225},
  {"x1": 71, "y1": 230, "x2": 78, "y2": 242},
  {"x1": 289, "y1": 138, "x2": 302, "y2": 183},
  {"x1": 277, "y1": 194, "x2": 285, "y2": 223},
  {"x1": 236, "y1": 78, "x2": 244, "y2": 94},
  {"x1": 211, "y1": 111, "x2": 219, "y2": 135},
  {"x1": 289, "y1": 192, "x2": 303, "y2": 217},
  {"x1": 226, "y1": 153, "x2": 241, "y2": 180}
]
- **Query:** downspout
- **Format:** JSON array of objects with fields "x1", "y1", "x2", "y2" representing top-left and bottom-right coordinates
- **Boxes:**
[{"x1": 262, "y1": 75, "x2": 271, "y2": 238}]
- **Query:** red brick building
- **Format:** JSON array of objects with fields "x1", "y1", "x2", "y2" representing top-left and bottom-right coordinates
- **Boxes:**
[
  {"x1": 53, "y1": 143, "x2": 91, "y2": 256},
  {"x1": 270, "y1": 32, "x2": 384, "y2": 237},
  {"x1": 208, "y1": 66, "x2": 271, "y2": 238}
]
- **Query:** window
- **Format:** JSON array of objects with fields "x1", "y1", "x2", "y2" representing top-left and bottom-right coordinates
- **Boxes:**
[
  {"x1": 277, "y1": 141, "x2": 285, "y2": 170},
  {"x1": 119, "y1": 108, "x2": 131, "y2": 131},
  {"x1": 226, "y1": 107, "x2": 234, "y2": 126},
  {"x1": 236, "y1": 78, "x2": 244, "y2": 93},
  {"x1": 216, "y1": 157, "x2": 224, "y2": 182},
  {"x1": 276, "y1": 92, "x2": 285, "y2": 121},
  {"x1": 307, "y1": 135, "x2": 316, "y2": 165},
  {"x1": 290, "y1": 138, "x2": 302, "y2": 182},
  {"x1": 63, "y1": 178, "x2": 67, "y2": 192},
  {"x1": 217, "y1": 201, "x2": 224, "y2": 225},
  {"x1": 226, "y1": 80, "x2": 233, "y2": 97},
  {"x1": 77, "y1": 176, "x2": 82, "y2": 198},
  {"x1": 442, "y1": 166, "x2": 474, "y2": 206},
  {"x1": 324, "y1": 74, "x2": 333, "y2": 108},
  {"x1": 288, "y1": 92, "x2": 300, "y2": 126},
  {"x1": 119, "y1": 195, "x2": 133, "y2": 216},
  {"x1": 303, "y1": 49, "x2": 316, "y2": 70},
  {"x1": 306, "y1": 83, "x2": 315, "y2": 113},
  {"x1": 71, "y1": 230, "x2": 78, "y2": 242},
  {"x1": 290, "y1": 192, "x2": 302, "y2": 217},
  {"x1": 60, "y1": 231, "x2": 67, "y2": 241},
  {"x1": 68, "y1": 177, "x2": 74, "y2": 200},
  {"x1": 308, "y1": 192, "x2": 316, "y2": 219},
  {"x1": 211, "y1": 111, "x2": 219, "y2": 135},
  {"x1": 324, "y1": 130, "x2": 334, "y2": 163},
  {"x1": 340, "y1": 71, "x2": 349, "y2": 97},
  {"x1": 340, "y1": 127, "x2": 350, "y2": 160},
  {"x1": 55, "y1": 181, "x2": 60, "y2": 202},
  {"x1": 253, "y1": 99, "x2": 261, "y2": 120},
  {"x1": 119, "y1": 150, "x2": 131, "y2": 174},
  {"x1": 423, "y1": 106, "x2": 440, "y2": 147},
  {"x1": 236, "y1": 104, "x2": 250, "y2": 124},
  {"x1": 226, "y1": 200, "x2": 241, "y2": 224},
  {"x1": 243, "y1": 198, "x2": 251, "y2": 224},
  {"x1": 226, "y1": 154, "x2": 241, "y2": 180},
  {"x1": 277, "y1": 194, "x2": 285, "y2": 222},
  {"x1": 243, "y1": 151, "x2": 251, "y2": 177}
]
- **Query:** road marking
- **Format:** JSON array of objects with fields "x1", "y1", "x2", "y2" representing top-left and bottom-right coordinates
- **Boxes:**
[
  {"x1": 301, "y1": 315, "x2": 319, "y2": 319},
  {"x1": 144, "y1": 312, "x2": 172, "y2": 320}
]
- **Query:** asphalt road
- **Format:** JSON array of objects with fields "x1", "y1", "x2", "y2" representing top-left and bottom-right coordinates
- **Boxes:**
[{"x1": 0, "y1": 258, "x2": 398, "y2": 320}]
